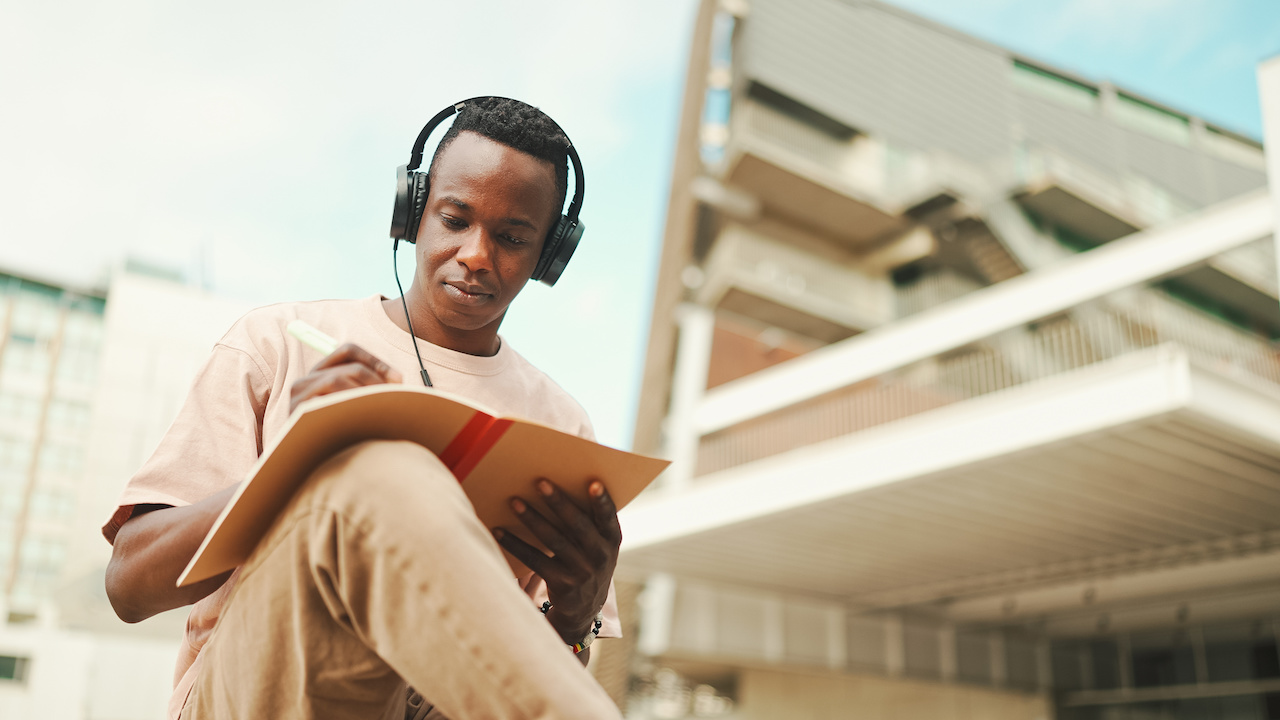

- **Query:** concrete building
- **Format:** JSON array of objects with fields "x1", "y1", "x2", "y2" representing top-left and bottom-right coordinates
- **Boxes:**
[
  {"x1": 617, "y1": 2, "x2": 1280, "y2": 719},
  {"x1": 0, "y1": 263, "x2": 249, "y2": 719},
  {"x1": 0, "y1": 271, "x2": 105, "y2": 620}
]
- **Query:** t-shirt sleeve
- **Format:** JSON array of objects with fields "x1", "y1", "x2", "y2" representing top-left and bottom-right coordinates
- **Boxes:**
[{"x1": 101, "y1": 341, "x2": 272, "y2": 544}]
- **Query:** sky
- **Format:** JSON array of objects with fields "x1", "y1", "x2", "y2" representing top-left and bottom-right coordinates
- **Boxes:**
[{"x1": 2, "y1": 0, "x2": 1278, "y2": 451}]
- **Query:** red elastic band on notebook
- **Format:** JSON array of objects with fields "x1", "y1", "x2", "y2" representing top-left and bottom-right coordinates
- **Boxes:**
[{"x1": 439, "y1": 413, "x2": 513, "y2": 482}]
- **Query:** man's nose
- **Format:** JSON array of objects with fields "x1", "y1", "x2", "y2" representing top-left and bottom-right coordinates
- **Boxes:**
[{"x1": 455, "y1": 227, "x2": 495, "y2": 273}]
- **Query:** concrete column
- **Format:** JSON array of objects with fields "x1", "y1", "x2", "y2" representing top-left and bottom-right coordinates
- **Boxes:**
[
  {"x1": 1118, "y1": 634, "x2": 1134, "y2": 690},
  {"x1": 1191, "y1": 626, "x2": 1209, "y2": 686},
  {"x1": 938, "y1": 625, "x2": 957, "y2": 682},
  {"x1": 826, "y1": 606, "x2": 848, "y2": 670},
  {"x1": 1260, "y1": 56, "x2": 1280, "y2": 290},
  {"x1": 662, "y1": 303, "x2": 715, "y2": 490},
  {"x1": 637, "y1": 573, "x2": 677, "y2": 657},
  {"x1": 990, "y1": 631, "x2": 1007, "y2": 688},
  {"x1": 885, "y1": 614, "x2": 905, "y2": 676},
  {"x1": 761, "y1": 596, "x2": 784, "y2": 663}
]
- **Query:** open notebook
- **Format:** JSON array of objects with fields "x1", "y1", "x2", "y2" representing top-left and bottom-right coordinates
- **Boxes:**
[{"x1": 177, "y1": 384, "x2": 669, "y2": 586}]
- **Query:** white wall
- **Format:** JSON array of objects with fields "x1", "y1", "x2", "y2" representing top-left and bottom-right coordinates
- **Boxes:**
[
  {"x1": 59, "y1": 270, "x2": 250, "y2": 632},
  {"x1": 0, "y1": 623, "x2": 179, "y2": 720},
  {"x1": 13, "y1": 270, "x2": 253, "y2": 719}
]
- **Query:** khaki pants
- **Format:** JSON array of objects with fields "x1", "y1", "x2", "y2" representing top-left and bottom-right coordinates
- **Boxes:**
[{"x1": 181, "y1": 440, "x2": 622, "y2": 720}]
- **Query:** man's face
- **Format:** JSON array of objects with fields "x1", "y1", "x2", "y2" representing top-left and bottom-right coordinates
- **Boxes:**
[{"x1": 412, "y1": 131, "x2": 559, "y2": 349}]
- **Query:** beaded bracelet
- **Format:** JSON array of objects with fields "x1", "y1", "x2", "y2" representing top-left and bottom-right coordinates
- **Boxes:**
[{"x1": 540, "y1": 601, "x2": 603, "y2": 654}]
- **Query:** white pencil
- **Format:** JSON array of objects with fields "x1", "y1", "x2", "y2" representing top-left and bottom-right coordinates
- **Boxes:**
[{"x1": 286, "y1": 319, "x2": 338, "y2": 356}]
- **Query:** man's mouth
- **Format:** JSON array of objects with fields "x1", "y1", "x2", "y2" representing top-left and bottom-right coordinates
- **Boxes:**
[{"x1": 442, "y1": 281, "x2": 492, "y2": 304}]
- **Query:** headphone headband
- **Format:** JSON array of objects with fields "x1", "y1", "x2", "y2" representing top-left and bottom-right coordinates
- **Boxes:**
[
  {"x1": 407, "y1": 103, "x2": 466, "y2": 171},
  {"x1": 404, "y1": 97, "x2": 584, "y2": 226}
]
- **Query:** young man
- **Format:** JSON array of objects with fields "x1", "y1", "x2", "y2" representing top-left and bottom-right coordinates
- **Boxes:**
[{"x1": 103, "y1": 98, "x2": 624, "y2": 720}]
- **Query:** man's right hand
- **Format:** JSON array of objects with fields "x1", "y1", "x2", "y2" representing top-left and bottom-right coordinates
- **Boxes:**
[
  {"x1": 289, "y1": 343, "x2": 403, "y2": 414},
  {"x1": 108, "y1": 343, "x2": 404, "y2": 623}
]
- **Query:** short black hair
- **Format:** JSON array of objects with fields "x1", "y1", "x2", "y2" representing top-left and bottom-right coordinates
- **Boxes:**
[{"x1": 428, "y1": 97, "x2": 570, "y2": 225}]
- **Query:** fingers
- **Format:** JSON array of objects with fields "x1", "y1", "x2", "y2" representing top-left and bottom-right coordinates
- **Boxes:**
[
  {"x1": 587, "y1": 481, "x2": 623, "y2": 546},
  {"x1": 491, "y1": 525, "x2": 558, "y2": 573},
  {"x1": 288, "y1": 350, "x2": 403, "y2": 413},
  {"x1": 502, "y1": 480, "x2": 620, "y2": 570},
  {"x1": 312, "y1": 343, "x2": 402, "y2": 383},
  {"x1": 508, "y1": 497, "x2": 588, "y2": 569},
  {"x1": 499, "y1": 481, "x2": 620, "y2": 635},
  {"x1": 536, "y1": 480, "x2": 603, "y2": 554},
  {"x1": 493, "y1": 527, "x2": 553, "y2": 577}
]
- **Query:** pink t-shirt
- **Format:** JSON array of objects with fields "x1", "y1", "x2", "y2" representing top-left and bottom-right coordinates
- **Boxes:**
[{"x1": 102, "y1": 295, "x2": 620, "y2": 719}]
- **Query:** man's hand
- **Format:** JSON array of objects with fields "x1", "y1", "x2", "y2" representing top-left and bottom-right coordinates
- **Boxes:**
[
  {"x1": 495, "y1": 479, "x2": 621, "y2": 650},
  {"x1": 289, "y1": 343, "x2": 402, "y2": 414}
]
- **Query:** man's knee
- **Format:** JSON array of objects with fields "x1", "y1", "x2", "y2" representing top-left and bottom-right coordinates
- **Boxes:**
[{"x1": 298, "y1": 440, "x2": 473, "y2": 526}]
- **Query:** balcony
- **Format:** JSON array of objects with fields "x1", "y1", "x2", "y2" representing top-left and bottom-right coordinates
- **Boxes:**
[
  {"x1": 1012, "y1": 148, "x2": 1280, "y2": 333},
  {"x1": 698, "y1": 223, "x2": 895, "y2": 341},
  {"x1": 620, "y1": 192, "x2": 1279, "y2": 611},
  {"x1": 694, "y1": 292, "x2": 1280, "y2": 477},
  {"x1": 719, "y1": 97, "x2": 913, "y2": 250}
]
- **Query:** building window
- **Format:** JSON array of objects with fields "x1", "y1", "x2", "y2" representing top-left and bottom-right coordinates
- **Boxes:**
[
  {"x1": 1131, "y1": 629, "x2": 1197, "y2": 688},
  {"x1": 0, "y1": 392, "x2": 42, "y2": 425},
  {"x1": 45, "y1": 399, "x2": 91, "y2": 431},
  {"x1": 0, "y1": 436, "x2": 32, "y2": 472},
  {"x1": 1090, "y1": 639, "x2": 1123, "y2": 690},
  {"x1": 0, "y1": 654, "x2": 30, "y2": 683},
  {"x1": 1113, "y1": 93, "x2": 1192, "y2": 145},
  {"x1": 956, "y1": 630, "x2": 993, "y2": 685},
  {"x1": 8, "y1": 293, "x2": 61, "y2": 341},
  {"x1": 29, "y1": 487, "x2": 74, "y2": 521},
  {"x1": 700, "y1": 9, "x2": 738, "y2": 167},
  {"x1": 2, "y1": 333, "x2": 50, "y2": 376},
  {"x1": 1202, "y1": 621, "x2": 1280, "y2": 684},
  {"x1": 1011, "y1": 59, "x2": 1099, "y2": 113},
  {"x1": 56, "y1": 344, "x2": 99, "y2": 384},
  {"x1": 39, "y1": 444, "x2": 82, "y2": 477}
]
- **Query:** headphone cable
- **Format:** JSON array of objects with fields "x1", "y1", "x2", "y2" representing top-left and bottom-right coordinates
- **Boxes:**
[{"x1": 392, "y1": 239, "x2": 433, "y2": 387}]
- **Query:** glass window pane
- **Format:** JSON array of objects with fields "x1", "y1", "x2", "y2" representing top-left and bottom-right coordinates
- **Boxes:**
[
  {"x1": 1090, "y1": 639, "x2": 1121, "y2": 690},
  {"x1": 1131, "y1": 629, "x2": 1196, "y2": 688},
  {"x1": 1203, "y1": 621, "x2": 1277, "y2": 683}
]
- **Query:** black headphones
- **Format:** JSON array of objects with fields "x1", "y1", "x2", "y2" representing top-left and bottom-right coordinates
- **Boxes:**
[{"x1": 388, "y1": 97, "x2": 586, "y2": 287}]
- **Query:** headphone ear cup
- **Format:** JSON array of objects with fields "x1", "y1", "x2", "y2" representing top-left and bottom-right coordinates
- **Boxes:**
[
  {"x1": 533, "y1": 216, "x2": 584, "y2": 287},
  {"x1": 390, "y1": 165, "x2": 412, "y2": 241},
  {"x1": 405, "y1": 172, "x2": 430, "y2": 244}
]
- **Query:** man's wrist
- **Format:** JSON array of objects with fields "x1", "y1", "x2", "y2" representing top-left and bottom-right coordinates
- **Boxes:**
[{"x1": 541, "y1": 602, "x2": 601, "y2": 647}]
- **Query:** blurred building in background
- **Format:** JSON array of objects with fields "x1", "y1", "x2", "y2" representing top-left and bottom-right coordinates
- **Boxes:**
[
  {"x1": 0, "y1": 262, "x2": 248, "y2": 719},
  {"x1": 618, "y1": 1, "x2": 1280, "y2": 719}
]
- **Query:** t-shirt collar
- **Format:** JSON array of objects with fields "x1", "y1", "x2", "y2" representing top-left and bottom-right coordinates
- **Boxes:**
[{"x1": 365, "y1": 295, "x2": 511, "y2": 377}]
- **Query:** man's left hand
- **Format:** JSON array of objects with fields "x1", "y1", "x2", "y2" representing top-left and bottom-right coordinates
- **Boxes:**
[{"x1": 495, "y1": 479, "x2": 620, "y2": 646}]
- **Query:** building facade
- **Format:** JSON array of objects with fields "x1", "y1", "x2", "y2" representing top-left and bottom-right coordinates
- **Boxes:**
[
  {"x1": 0, "y1": 271, "x2": 106, "y2": 620},
  {"x1": 0, "y1": 263, "x2": 249, "y2": 720},
  {"x1": 618, "y1": 2, "x2": 1280, "y2": 719}
]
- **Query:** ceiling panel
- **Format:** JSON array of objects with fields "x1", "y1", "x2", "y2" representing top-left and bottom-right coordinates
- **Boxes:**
[{"x1": 621, "y1": 413, "x2": 1280, "y2": 608}]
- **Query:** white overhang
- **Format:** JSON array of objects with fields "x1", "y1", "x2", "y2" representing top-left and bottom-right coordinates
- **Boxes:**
[
  {"x1": 619, "y1": 346, "x2": 1280, "y2": 607},
  {"x1": 1013, "y1": 174, "x2": 1141, "y2": 243},
  {"x1": 693, "y1": 191, "x2": 1275, "y2": 436},
  {"x1": 721, "y1": 103, "x2": 910, "y2": 250}
]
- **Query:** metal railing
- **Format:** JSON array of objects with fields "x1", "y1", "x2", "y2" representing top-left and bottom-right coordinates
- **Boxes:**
[
  {"x1": 896, "y1": 269, "x2": 981, "y2": 318},
  {"x1": 694, "y1": 290, "x2": 1280, "y2": 477}
]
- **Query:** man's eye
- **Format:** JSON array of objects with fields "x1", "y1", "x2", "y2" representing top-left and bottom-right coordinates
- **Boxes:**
[
  {"x1": 440, "y1": 215, "x2": 465, "y2": 228},
  {"x1": 503, "y1": 235, "x2": 529, "y2": 245}
]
